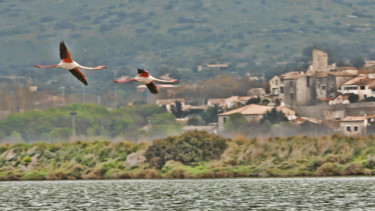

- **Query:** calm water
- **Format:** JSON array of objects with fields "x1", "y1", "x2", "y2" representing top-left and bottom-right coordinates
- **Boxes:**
[{"x1": 0, "y1": 177, "x2": 375, "y2": 210}]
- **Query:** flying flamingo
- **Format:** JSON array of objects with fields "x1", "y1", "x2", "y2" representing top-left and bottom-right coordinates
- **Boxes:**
[
  {"x1": 114, "y1": 68, "x2": 179, "y2": 94},
  {"x1": 34, "y1": 41, "x2": 106, "y2": 86}
]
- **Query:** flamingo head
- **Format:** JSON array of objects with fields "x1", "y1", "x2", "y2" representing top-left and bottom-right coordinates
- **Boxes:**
[
  {"x1": 172, "y1": 79, "x2": 179, "y2": 83},
  {"x1": 98, "y1": 65, "x2": 106, "y2": 69}
]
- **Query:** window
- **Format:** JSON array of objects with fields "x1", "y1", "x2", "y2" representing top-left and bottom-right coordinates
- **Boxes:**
[
  {"x1": 280, "y1": 78, "x2": 284, "y2": 84},
  {"x1": 223, "y1": 117, "x2": 227, "y2": 123},
  {"x1": 280, "y1": 87, "x2": 284, "y2": 93},
  {"x1": 360, "y1": 86, "x2": 365, "y2": 90},
  {"x1": 354, "y1": 126, "x2": 358, "y2": 131},
  {"x1": 306, "y1": 77, "x2": 310, "y2": 87},
  {"x1": 274, "y1": 88, "x2": 279, "y2": 95},
  {"x1": 321, "y1": 85, "x2": 326, "y2": 90},
  {"x1": 364, "y1": 95, "x2": 367, "y2": 99},
  {"x1": 289, "y1": 81, "x2": 293, "y2": 86},
  {"x1": 346, "y1": 126, "x2": 351, "y2": 132},
  {"x1": 290, "y1": 93, "x2": 294, "y2": 100},
  {"x1": 372, "y1": 88, "x2": 375, "y2": 94},
  {"x1": 275, "y1": 80, "x2": 278, "y2": 85}
]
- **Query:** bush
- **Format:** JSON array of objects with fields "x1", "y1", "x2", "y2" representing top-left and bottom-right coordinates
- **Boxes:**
[
  {"x1": 22, "y1": 171, "x2": 47, "y2": 180},
  {"x1": 21, "y1": 156, "x2": 32, "y2": 166},
  {"x1": 348, "y1": 94, "x2": 359, "y2": 103},
  {"x1": 145, "y1": 131, "x2": 229, "y2": 169},
  {"x1": 315, "y1": 162, "x2": 339, "y2": 176}
]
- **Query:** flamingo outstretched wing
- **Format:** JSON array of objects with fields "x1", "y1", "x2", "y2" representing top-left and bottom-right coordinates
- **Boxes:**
[
  {"x1": 69, "y1": 68, "x2": 88, "y2": 86},
  {"x1": 146, "y1": 82, "x2": 158, "y2": 94},
  {"x1": 59, "y1": 41, "x2": 73, "y2": 62}
]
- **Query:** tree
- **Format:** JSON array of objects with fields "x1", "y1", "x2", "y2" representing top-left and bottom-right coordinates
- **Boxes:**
[
  {"x1": 350, "y1": 57, "x2": 365, "y2": 69},
  {"x1": 202, "y1": 104, "x2": 223, "y2": 124},
  {"x1": 246, "y1": 96, "x2": 261, "y2": 105},
  {"x1": 171, "y1": 101, "x2": 185, "y2": 118},
  {"x1": 348, "y1": 94, "x2": 359, "y2": 103},
  {"x1": 260, "y1": 108, "x2": 288, "y2": 125},
  {"x1": 145, "y1": 131, "x2": 228, "y2": 169},
  {"x1": 187, "y1": 116, "x2": 202, "y2": 126}
]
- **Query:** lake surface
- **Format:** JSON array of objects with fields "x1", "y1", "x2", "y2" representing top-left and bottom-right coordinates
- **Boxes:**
[{"x1": 0, "y1": 177, "x2": 375, "y2": 210}]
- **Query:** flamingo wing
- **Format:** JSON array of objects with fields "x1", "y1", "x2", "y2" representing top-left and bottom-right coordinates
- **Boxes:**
[
  {"x1": 69, "y1": 68, "x2": 88, "y2": 86},
  {"x1": 146, "y1": 82, "x2": 158, "y2": 94},
  {"x1": 59, "y1": 41, "x2": 73, "y2": 62}
]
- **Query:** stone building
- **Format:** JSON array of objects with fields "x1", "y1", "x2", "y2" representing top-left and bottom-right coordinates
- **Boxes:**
[{"x1": 270, "y1": 49, "x2": 358, "y2": 107}]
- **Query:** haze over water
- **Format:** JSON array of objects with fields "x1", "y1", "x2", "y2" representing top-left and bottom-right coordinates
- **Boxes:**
[{"x1": 1, "y1": 177, "x2": 375, "y2": 210}]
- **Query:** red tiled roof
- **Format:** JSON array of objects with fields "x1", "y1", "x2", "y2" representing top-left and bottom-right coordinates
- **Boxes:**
[
  {"x1": 320, "y1": 97, "x2": 332, "y2": 102},
  {"x1": 343, "y1": 76, "x2": 368, "y2": 85}
]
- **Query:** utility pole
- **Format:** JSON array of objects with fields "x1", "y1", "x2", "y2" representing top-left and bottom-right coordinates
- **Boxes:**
[
  {"x1": 97, "y1": 95, "x2": 101, "y2": 105},
  {"x1": 114, "y1": 69, "x2": 117, "y2": 108},
  {"x1": 60, "y1": 86, "x2": 66, "y2": 105},
  {"x1": 82, "y1": 86, "x2": 86, "y2": 103},
  {"x1": 70, "y1": 112, "x2": 77, "y2": 141}
]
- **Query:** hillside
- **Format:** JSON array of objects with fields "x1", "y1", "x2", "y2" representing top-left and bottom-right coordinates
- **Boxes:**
[
  {"x1": 1, "y1": 131, "x2": 375, "y2": 180},
  {"x1": 2, "y1": 0, "x2": 375, "y2": 96}
]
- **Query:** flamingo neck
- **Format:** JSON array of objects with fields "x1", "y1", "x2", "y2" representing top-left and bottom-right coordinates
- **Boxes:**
[{"x1": 34, "y1": 64, "x2": 58, "y2": 68}]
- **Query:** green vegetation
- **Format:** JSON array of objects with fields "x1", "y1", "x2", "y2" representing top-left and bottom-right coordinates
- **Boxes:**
[
  {"x1": 0, "y1": 103, "x2": 180, "y2": 142},
  {"x1": 1, "y1": 131, "x2": 375, "y2": 180},
  {"x1": 145, "y1": 131, "x2": 228, "y2": 169},
  {"x1": 2, "y1": 1, "x2": 375, "y2": 96}
]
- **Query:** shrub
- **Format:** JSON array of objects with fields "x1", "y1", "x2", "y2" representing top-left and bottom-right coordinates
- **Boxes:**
[
  {"x1": 145, "y1": 131, "x2": 228, "y2": 169},
  {"x1": 21, "y1": 156, "x2": 32, "y2": 166},
  {"x1": 22, "y1": 171, "x2": 46, "y2": 180},
  {"x1": 315, "y1": 162, "x2": 339, "y2": 176}
]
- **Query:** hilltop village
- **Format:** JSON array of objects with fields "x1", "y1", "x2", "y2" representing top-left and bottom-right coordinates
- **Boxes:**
[{"x1": 153, "y1": 49, "x2": 375, "y2": 136}]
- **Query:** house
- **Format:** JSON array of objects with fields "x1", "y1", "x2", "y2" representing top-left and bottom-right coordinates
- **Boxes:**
[
  {"x1": 269, "y1": 71, "x2": 300, "y2": 104},
  {"x1": 207, "y1": 96, "x2": 255, "y2": 110},
  {"x1": 217, "y1": 104, "x2": 295, "y2": 132},
  {"x1": 339, "y1": 76, "x2": 375, "y2": 100},
  {"x1": 340, "y1": 116, "x2": 368, "y2": 135}
]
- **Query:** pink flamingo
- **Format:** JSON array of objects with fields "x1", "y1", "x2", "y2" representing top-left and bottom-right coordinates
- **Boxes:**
[
  {"x1": 34, "y1": 41, "x2": 106, "y2": 85},
  {"x1": 114, "y1": 68, "x2": 178, "y2": 94}
]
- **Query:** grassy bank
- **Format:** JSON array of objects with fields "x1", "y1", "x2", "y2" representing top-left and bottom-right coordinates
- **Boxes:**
[{"x1": 1, "y1": 132, "x2": 375, "y2": 180}]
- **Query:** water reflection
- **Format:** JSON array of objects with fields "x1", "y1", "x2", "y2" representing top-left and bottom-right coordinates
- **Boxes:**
[{"x1": 0, "y1": 177, "x2": 375, "y2": 210}]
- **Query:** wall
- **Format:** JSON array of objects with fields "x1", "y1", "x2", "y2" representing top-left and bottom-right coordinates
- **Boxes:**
[
  {"x1": 340, "y1": 121, "x2": 366, "y2": 136},
  {"x1": 294, "y1": 102, "x2": 375, "y2": 120}
]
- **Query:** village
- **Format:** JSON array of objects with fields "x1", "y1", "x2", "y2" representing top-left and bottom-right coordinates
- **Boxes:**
[{"x1": 151, "y1": 49, "x2": 375, "y2": 136}]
